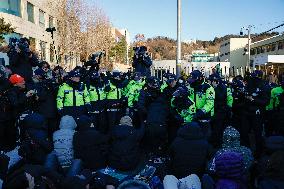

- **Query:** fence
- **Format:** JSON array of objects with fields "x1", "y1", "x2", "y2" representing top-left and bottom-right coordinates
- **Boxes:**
[{"x1": 151, "y1": 64, "x2": 280, "y2": 81}]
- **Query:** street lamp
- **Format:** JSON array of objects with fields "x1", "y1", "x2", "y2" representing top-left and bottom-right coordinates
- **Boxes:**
[
  {"x1": 46, "y1": 27, "x2": 58, "y2": 65},
  {"x1": 240, "y1": 25, "x2": 253, "y2": 70},
  {"x1": 176, "y1": 0, "x2": 182, "y2": 77}
]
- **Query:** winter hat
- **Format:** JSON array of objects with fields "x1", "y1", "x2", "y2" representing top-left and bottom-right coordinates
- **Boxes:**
[
  {"x1": 120, "y1": 116, "x2": 133, "y2": 127},
  {"x1": 179, "y1": 174, "x2": 201, "y2": 189},
  {"x1": 68, "y1": 70, "x2": 81, "y2": 78},
  {"x1": 23, "y1": 113, "x2": 46, "y2": 130},
  {"x1": 117, "y1": 179, "x2": 151, "y2": 189},
  {"x1": 222, "y1": 126, "x2": 240, "y2": 148},
  {"x1": 9, "y1": 74, "x2": 25, "y2": 85},
  {"x1": 178, "y1": 122, "x2": 204, "y2": 140},
  {"x1": 34, "y1": 68, "x2": 46, "y2": 77},
  {"x1": 265, "y1": 136, "x2": 284, "y2": 153},
  {"x1": 59, "y1": 115, "x2": 77, "y2": 130},
  {"x1": 215, "y1": 151, "x2": 244, "y2": 180},
  {"x1": 76, "y1": 115, "x2": 93, "y2": 130}
]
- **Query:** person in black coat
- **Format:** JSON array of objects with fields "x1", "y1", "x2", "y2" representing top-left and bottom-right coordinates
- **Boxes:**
[
  {"x1": 240, "y1": 71, "x2": 270, "y2": 157},
  {"x1": 108, "y1": 116, "x2": 145, "y2": 171},
  {"x1": 258, "y1": 151, "x2": 284, "y2": 189},
  {"x1": 18, "y1": 113, "x2": 53, "y2": 165},
  {"x1": 0, "y1": 69, "x2": 13, "y2": 151},
  {"x1": 7, "y1": 38, "x2": 40, "y2": 83},
  {"x1": 73, "y1": 115, "x2": 109, "y2": 171},
  {"x1": 132, "y1": 46, "x2": 152, "y2": 77},
  {"x1": 169, "y1": 122, "x2": 211, "y2": 178},
  {"x1": 138, "y1": 77, "x2": 170, "y2": 154},
  {"x1": 32, "y1": 68, "x2": 58, "y2": 138}
]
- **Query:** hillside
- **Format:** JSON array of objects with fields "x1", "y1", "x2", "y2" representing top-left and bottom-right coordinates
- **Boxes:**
[{"x1": 145, "y1": 32, "x2": 281, "y2": 60}]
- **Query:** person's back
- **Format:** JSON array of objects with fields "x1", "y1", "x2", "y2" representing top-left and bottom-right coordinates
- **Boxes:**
[
  {"x1": 169, "y1": 122, "x2": 210, "y2": 178},
  {"x1": 109, "y1": 116, "x2": 144, "y2": 171},
  {"x1": 73, "y1": 115, "x2": 109, "y2": 170},
  {"x1": 53, "y1": 115, "x2": 77, "y2": 167}
]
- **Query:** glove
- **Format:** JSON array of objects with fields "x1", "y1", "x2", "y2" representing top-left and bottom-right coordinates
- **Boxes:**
[
  {"x1": 194, "y1": 109, "x2": 205, "y2": 120},
  {"x1": 175, "y1": 114, "x2": 184, "y2": 123}
]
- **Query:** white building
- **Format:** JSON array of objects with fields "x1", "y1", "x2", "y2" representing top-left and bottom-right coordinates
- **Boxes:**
[
  {"x1": 219, "y1": 38, "x2": 248, "y2": 68},
  {"x1": 250, "y1": 34, "x2": 284, "y2": 66},
  {"x1": 0, "y1": 0, "x2": 57, "y2": 65}
]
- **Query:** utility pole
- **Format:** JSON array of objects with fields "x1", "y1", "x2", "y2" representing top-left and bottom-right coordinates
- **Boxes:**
[
  {"x1": 176, "y1": 0, "x2": 182, "y2": 77},
  {"x1": 240, "y1": 25, "x2": 252, "y2": 70},
  {"x1": 125, "y1": 30, "x2": 129, "y2": 65}
]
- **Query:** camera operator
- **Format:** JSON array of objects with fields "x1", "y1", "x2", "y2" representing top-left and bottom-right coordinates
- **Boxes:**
[
  {"x1": 84, "y1": 51, "x2": 105, "y2": 73},
  {"x1": 7, "y1": 37, "x2": 39, "y2": 83},
  {"x1": 132, "y1": 46, "x2": 152, "y2": 77}
]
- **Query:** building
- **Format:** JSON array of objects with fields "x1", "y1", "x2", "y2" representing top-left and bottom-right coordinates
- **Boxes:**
[
  {"x1": 190, "y1": 50, "x2": 215, "y2": 62},
  {"x1": 219, "y1": 38, "x2": 248, "y2": 68},
  {"x1": 0, "y1": 0, "x2": 57, "y2": 65},
  {"x1": 250, "y1": 34, "x2": 284, "y2": 66}
]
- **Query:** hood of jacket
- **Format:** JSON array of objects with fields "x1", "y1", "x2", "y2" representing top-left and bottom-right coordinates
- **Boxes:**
[
  {"x1": 112, "y1": 124, "x2": 135, "y2": 139},
  {"x1": 59, "y1": 115, "x2": 77, "y2": 130},
  {"x1": 222, "y1": 126, "x2": 241, "y2": 148},
  {"x1": 265, "y1": 136, "x2": 284, "y2": 153},
  {"x1": 177, "y1": 122, "x2": 205, "y2": 140},
  {"x1": 23, "y1": 113, "x2": 47, "y2": 130}
]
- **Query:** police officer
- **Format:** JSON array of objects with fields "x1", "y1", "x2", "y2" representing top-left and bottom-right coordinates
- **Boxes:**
[
  {"x1": 208, "y1": 73, "x2": 233, "y2": 147},
  {"x1": 103, "y1": 71, "x2": 127, "y2": 133},
  {"x1": 56, "y1": 70, "x2": 91, "y2": 118},
  {"x1": 171, "y1": 87, "x2": 196, "y2": 123},
  {"x1": 187, "y1": 70, "x2": 215, "y2": 138},
  {"x1": 240, "y1": 70, "x2": 270, "y2": 157},
  {"x1": 231, "y1": 76, "x2": 246, "y2": 131},
  {"x1": 270, "y1": 80, "x2": 284, "y2": 135},
  {"x1": 125, "y1": 72, "x2": 145, "y2": 127},
  {"x1": 87, "y1": 71, "x2": 106, "y2": 131}
]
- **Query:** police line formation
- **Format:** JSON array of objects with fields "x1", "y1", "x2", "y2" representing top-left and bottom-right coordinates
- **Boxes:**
[{"x1": 0, "y1": 39, "x2": 284, "y2": 189}]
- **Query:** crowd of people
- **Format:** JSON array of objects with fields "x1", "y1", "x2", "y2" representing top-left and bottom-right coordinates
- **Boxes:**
[{"x1": 0, "y1": 38, "x2": 284, "y2": 189}]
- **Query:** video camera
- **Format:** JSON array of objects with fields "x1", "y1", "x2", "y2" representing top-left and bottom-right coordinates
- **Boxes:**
[
  {"x1": 8, "y1": 37, "x2": 31, "y2": 58},
  {"x1": 133, "y1": 46, "x2": 149, "y2": 60},
  {"x1": 84, "y1": 51, "x2": 105, "y2": 71}
]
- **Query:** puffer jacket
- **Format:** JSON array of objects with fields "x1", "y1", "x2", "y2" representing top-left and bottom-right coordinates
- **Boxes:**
[
  {"x1": 169, "y1": 122, "x2": 210, "y2": 178},
  {"x1": 73, "y1": 115, "x2": 109, "y2": 170},
  {"x1": 208, "y1": 126, "x2": 253, "y2": 172},
  {"x1": 53, "y1": 115, "x2": 77, "y2": 167},
  {"x1": 19, "y1": 113, "x2": 52, "y2": 164},
  {"x1": 215, "y1": 151, "x2": 247, "y2": 189},
  {"x1": 109, "y1": 124, "x2": 144, "y2": 171}
]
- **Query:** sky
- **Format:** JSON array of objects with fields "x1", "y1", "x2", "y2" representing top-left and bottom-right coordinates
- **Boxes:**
[{"x1": 93, "y1": 0, "x2": 284, "y2": 42}]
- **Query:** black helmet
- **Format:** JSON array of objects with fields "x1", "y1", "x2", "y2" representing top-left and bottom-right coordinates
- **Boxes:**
[{"x1": 146, "y1": 76, "x2": 160, "y2": 89}]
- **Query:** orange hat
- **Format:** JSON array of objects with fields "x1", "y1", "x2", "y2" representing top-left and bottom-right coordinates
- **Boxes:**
[{"x1": 9, "y1": 74, "x2": 25, "y2": 85}]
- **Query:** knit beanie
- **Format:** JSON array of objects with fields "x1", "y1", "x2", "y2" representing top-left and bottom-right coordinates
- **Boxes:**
[
  {"x1": 120, "y1": 116, "x2": 133, "y2": 127},
  {"x1": 222, "y1": 126, "x2": 240, "y2": 148}
]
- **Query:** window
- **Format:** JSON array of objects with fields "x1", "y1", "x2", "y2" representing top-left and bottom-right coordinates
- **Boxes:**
[
  {"x1": 271, "y1": 43, "x2": 276, "y2": 51},
  {"x1": 29, "y1": 37, "x2": 36, "y2": 51},
  {"x1": 278, "y1": 41, "x2": 283, "y2": 50},
  {"x1": 256, "y1": 47, "x2": 261, "y2": 54},
  {"x1": 50, "y1": 44, "x2": 54, "y2": 62},
  {"x1": 266, "y1": 45, "x2": 271, "y2": 52},
  {"x1": 40, "y1": 41, "x2": 47, "y2": 60},
  {"x1": 260, "y1": 46, "x2": 265, "y2": 53},
  {"x1": 39, "y1": 9, "x2": 45, "y2": 27},
  {"x1": 49, "y1": 16, "x2": 54, "y2": 28},
  {"x1": 250, "y1": 48, "x2": 256, "y2": 55},
  {"x1": 27, "y1": 2, "x2": 34, "y2": 23},
  {"x1": 0, "y1": 0, "x2": 21, "y2": 17}
]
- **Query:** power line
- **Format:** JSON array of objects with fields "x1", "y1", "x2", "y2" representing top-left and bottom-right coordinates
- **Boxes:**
[{"x1": 251, "y1": 22, "x2": 284, "y2": 40}]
